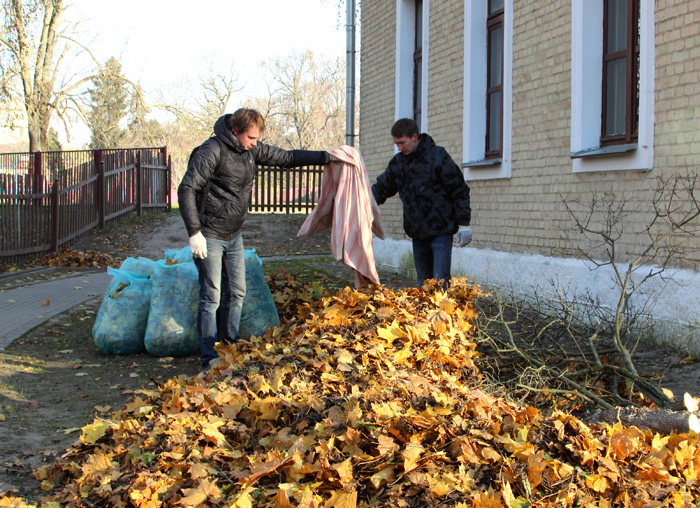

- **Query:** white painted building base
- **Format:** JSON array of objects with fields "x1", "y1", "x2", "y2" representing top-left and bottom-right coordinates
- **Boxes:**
[{"x1": 373, "y1": 237, "x2": 700, "y2": 356}]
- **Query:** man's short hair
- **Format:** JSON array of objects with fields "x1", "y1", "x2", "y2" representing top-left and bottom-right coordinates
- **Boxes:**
[
  {"x1": 391, "y1": 118, "x2": 419, "y2": 138},
  {"x1": 230, "y1": 108, "x2": 266, "y2": 134}
]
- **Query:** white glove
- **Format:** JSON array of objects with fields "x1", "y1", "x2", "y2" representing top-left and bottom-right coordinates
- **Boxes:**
[
  {"x1": 189, "y1": 231, "x2": 207, "y2": 259},
  {"x1": 455, "y1": 226, "x2": 472, "y2": 247}
]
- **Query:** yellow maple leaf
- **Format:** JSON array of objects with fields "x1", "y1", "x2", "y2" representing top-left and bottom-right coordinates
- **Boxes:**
[
  {"x1": 80, "y1": 420, "x2": 111, "y2": 445},
  {"x1": 403, "y1": 442, "x2": 424, "y2": 472},
  {"x1": 372, "y1": 400, "x2": 403, "y2": 421},
  {"x1": 248, "y1": 396, "x2": 281, "y2": 420},
  {"x1": 81, "y1": 451, "x2": 116, "y2": 476},
  {"x1": 585, "y1": 473, "x2": 610, "y2": 493},
  {"x1": 178, "y1": 479, "x2": 222, "y2": 507},
  {"x1": 377, "y1": 319, "x2": 407, "y2": 342},
  {"x1": 376, "y1": 434, "x2": 399, "y2": 456},
  {"x1": 199, "y1": 419, "x2": 227, "y2": 447},
  {"x1": 325, "y1": 490, "x2": 357, "y2": 508},
  {"x1": 370, "y1": 467, "x2": 396, "y2": 488},
  {"x1": 332, "y1": 458, "x2": 354, "y2": 485}
]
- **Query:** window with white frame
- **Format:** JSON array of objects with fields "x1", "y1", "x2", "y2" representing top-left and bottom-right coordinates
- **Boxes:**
[
  {"x1": 463, "y1": 0, "x2": 513, "y2": 180},
  {"x1": 396, "y1": 0, "x2": 429, "y2": 131},
  {"x1": 571, "y1": 0, "x2": 654, "y2": 172}
]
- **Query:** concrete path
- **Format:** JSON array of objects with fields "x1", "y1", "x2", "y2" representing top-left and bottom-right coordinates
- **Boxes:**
[{"x1": 0, "y1": 271, "x2": 113, "y2": 350}]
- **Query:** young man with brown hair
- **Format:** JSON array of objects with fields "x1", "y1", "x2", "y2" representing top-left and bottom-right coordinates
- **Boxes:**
[
  {"x1": 371, "y1": 118, "x2": 472, "y2": 286},
  {"x1": 178, "y1": 108, "x2": 332, "y2": 372}
]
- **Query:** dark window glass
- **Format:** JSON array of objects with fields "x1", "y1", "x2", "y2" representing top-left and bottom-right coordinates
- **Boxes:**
[
  {"x1": 413, "y1": 0, "x2": 423, "y2": 126},
  {"x1": 486, "y1": 3, "x2": 504, "y2": 158},
  {"x1": 601, "y1": 0, "x2": 639, "y2": 145}
]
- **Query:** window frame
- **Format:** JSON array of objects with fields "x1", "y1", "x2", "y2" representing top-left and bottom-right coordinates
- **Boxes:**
[
  {"x1": 462, "y1": 0, "x2": 513, "y2": 180},
  {"x1": 570, "y1": 0, "x2": 654, "y2": 173},
  {"x1": 396, "y1": 0, "x2": 429, "y2": 132}
]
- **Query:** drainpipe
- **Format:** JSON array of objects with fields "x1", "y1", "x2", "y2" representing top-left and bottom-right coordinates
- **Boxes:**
[{"x1": 345, "y1": 0, "x2": 356, "y2": 146}]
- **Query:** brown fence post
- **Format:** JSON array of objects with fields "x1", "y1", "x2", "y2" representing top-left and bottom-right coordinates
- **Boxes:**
[
  {"x1": 99, "y1": 161, "x2": 106, "y2": 229},
  {"x1": 51, "y1": 177, "x2": 59, "y2": 252},
  {"x1": 136, "y1": 150, "x2": 143, "y2": 216},
  {"x1": 94, "y1": 149, "x2": 103, "y2": 214},
  {"x1": 167, "y1": 154, "x2": 172, "y2": 212},
  {"x1": 33, "y1": 151, "x2": 42, "y2": 208}
]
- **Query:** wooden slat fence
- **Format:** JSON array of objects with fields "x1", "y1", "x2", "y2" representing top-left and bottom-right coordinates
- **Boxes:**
[
  {"x1": 0, "y1": 148, "x2": 170, "y2": 266},
  {"x1": 1, "y1": 148, "x2": 326, "y2": 267},
  {"x1": 250, "y1": 164, "x2": 325, "y2": 214}
]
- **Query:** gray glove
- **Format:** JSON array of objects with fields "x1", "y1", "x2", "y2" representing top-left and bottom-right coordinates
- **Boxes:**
[{"x1": 455, "y1": 226, "x2": 472, "y2": 247}]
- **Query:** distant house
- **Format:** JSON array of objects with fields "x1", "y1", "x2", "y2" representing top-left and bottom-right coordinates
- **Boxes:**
[
  {"x1": 0, "y1": 102, "x2": 29, "y2": 152},
  {"x1": 360, "y1": 1, "x2": 700, "y2": 352}
]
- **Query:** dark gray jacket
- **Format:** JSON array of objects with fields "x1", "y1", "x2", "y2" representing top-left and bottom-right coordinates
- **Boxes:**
[
  {"x1": 372, "y1": 133, "x2": 471, "y2": 241},
  {"x1": 178, "y1": 114, "x2": 330, "y2": 241}
]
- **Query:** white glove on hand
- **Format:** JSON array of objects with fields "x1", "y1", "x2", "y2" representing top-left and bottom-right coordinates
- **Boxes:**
[
  {"x1": 455, "y1": 226, "x2": 472, "y2": 247},
  {"x1": 189, "y1": 231, "x2": 207, "y2": 259}
]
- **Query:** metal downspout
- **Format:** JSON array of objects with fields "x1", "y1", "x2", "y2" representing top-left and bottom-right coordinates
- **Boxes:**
[{"x1": 345, "y1": 0, "x2": 356, "y2": 146}]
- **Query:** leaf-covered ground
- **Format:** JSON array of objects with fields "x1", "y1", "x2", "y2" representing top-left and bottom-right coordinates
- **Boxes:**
[{"x1": 2, "y1": 273, "x2": 699, "y2": 508}]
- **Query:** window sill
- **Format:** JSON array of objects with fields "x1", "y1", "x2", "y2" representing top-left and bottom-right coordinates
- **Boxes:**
[
  {"x1": 570, "y1": 143, "x2": 637, "y2": 159},
  {"x1": 462, "y1": 158, "x2": 502, "y2": 168}
]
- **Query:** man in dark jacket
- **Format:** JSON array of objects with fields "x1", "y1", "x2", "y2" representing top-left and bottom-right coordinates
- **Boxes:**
[
  {"x1": 178, "y1": 108, "x2": 332, "y2": 372},
  {"x1": 371, "y1": 118, "x2": 471, "y2": 286}
]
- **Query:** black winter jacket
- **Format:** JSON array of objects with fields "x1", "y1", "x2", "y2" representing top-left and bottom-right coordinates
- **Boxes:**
[
  {"x1": 178, "y1": 114, "x2": 330, "y2": 241},
  {"x1": 371, "y1": 134, "x2": 471, "y2": 241}
]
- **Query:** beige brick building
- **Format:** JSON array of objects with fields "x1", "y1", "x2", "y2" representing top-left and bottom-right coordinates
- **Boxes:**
[{"x1": 359, "y1": 1, "x2": 700, "y2": 352}]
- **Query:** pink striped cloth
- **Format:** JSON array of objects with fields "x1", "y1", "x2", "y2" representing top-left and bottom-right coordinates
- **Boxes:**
[{"x1": 298, "y1": 145, "x2": 385, "y2": 287}]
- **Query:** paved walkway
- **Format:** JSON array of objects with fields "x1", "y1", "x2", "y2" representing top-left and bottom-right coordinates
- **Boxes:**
[{"x1": 0, "y1": 271, "x2": 113, "y2": 350}]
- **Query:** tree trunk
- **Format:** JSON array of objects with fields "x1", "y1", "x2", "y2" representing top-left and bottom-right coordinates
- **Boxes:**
[
  {"x1": 28, "y1": 114, "x2": 43, "y2": 153},
  {"x1": 585, "y1": 407, "x2": 694, "y2": 435}
]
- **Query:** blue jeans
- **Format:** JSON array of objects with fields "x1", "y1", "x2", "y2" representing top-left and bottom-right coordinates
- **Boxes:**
[
  {"x1": 412, "y1": 234, "x2": 453, "y2": 287},
  {"x1": 193, "y1": 235, "x2": 246, "y2": 368}
]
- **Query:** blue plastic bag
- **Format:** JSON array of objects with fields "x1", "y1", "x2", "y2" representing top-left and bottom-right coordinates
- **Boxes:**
[
  {"x1": 240, "y1": 249, "x2": 280, "y2": 339},
  {"x1": 92, "y1": 267, "x2": 152, "y2": 355},
  {"x1": 143, "y1": 259, "x2": 199, "y2": 357},
  {"x1": 163, "y1": 246, "x2": 193, "y2": 264},
  {"x1": 119, "y1": 256, "x2": 156, "y2": 277}
]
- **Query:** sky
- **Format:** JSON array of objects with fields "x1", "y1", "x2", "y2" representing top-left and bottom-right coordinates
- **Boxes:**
[
  {"x1": 60, "y1": 0, "x2": 348, "y2": 144},
  {"x1": 70, "y1": 0, "x2": 347, "y2": 94}
]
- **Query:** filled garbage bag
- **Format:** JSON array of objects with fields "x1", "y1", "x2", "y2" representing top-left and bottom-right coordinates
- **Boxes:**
[
  {"x1": 92, "y1": 267, "x2": 152, "y2": 355},
  {"x1": 144, "y1": 258, "x2": 199, "y2": 357},
  {"x1": 163, "y1": 246, "x2": 193, "y2": 264},
  {"x1": 119, "y1": 256, "x2": 156, "y2": 277},
  {"x1": 239, "y1": 249, "x2": 280, "y2": 339}
]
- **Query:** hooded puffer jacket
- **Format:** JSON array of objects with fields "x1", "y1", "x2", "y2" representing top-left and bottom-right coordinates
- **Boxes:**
[
  {"x1": 371, "y1": 133, "x2": 471, "y2": 241},
  {"x1": 178, "y1": 114, "x2": 330, "y2": 241}
]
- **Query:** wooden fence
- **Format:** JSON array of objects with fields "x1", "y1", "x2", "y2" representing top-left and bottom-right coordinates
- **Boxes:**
[
  {"x1": 0, "y1": 148, "x2": 326, "y2": 266},
  {"x1": 0, "y1": 148, "x2": 170, "y2": 265}
]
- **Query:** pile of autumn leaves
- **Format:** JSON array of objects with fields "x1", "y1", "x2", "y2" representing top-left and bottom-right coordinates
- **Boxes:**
[{"x1": 4, "y1": 274, "x2": 700, "y2": 507}]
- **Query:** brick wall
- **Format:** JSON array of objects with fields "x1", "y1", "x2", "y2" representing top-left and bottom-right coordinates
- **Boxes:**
[
  {"x1": 361, "y1": 0, "x2": 700, "y2": 270},
  {"x1": 359, "y1": 1, "x2": 406, "y2": 239}
]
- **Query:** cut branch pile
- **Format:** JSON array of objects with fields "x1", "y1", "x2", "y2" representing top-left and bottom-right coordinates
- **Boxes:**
[{"x1": 2, "y1": 275, "x2": 700, "y2": 507}]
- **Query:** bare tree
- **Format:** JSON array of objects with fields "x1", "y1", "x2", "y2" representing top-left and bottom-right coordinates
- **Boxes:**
[
  {"x1": 151, "y1": 58, "x2": 242, "y2": 186},
  {"x1": 474, "y1": 171, "x2": 700, "y2": 418},
  {"x1": 247, "y1": 50, "x2": 345, "y2": 151},
  {"x1": 0, "y1": 0, "x2": 97, "y2": 151}
]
